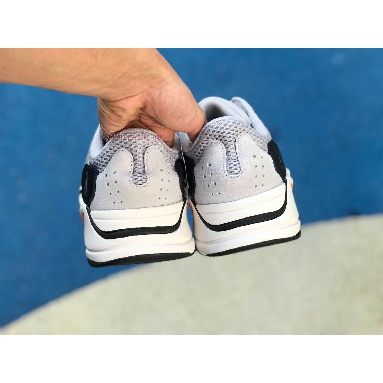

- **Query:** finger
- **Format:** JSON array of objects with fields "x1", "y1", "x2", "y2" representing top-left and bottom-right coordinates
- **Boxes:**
[
  {"x1": 98, "y1": 96, "x2": 142, "y2": 139},
  {"x1": 125, "y1": 122, "x2": 175, "y2": 147},
  {"x1": 187, "y1": 105, "x2": 206, "y2": 142},
  {"x1": 144, "y1": 85, "x2": 206, "y2": 141},
  {"x1": 148, "y1": 126, "x2": 175, "y2": 147}
]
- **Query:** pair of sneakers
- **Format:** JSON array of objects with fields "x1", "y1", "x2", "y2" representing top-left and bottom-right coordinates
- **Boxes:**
[{"x1": 79, "y1": 96, "x2": 301, "y2": 267}]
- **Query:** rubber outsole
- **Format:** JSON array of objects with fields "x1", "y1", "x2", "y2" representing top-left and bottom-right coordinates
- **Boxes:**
[
  {"x1": 87, "y1": 251, "x2": 194, "y2": 268},
  {"x1": 204, "y1": 230, "x2": 301, "y2": 257}
]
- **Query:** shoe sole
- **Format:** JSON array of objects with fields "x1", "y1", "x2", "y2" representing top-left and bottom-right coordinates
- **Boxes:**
[
  {"x1": 191, "y1": 174, "x2": 301, "y2": 256},
  {"x1": 204, "y1": 231, "x2": 301, "y2": 257},
  {"x1": 87, "y1": 251, "x2": 194, "y2": 268},
  {"x1": 79, "y1": 196, "x2": 195, "y2": 266}
]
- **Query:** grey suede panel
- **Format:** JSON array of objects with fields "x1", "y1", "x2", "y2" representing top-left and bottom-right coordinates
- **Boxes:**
[
  {"x1": 193, "y1": 134, "x2": 283, "y2": 205},
  {"x1": 90, "y1": 128, "x2": 179, "y2": 186},
  {"x1": 90, "y1": 147, "x2": 182, "y2": 210},
  {"x1": 180, "y1": 117, "x2": 270, "y2": 174}
]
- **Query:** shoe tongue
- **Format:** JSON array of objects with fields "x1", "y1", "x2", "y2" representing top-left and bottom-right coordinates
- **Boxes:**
[{"x1": 199, "y1": 97, "x2": 252, "y2": 125}]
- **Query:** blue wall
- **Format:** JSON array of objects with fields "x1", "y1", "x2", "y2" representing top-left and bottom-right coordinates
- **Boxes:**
[{"x1": 0, "y1": 49, "x2": 382, "y2": 326}]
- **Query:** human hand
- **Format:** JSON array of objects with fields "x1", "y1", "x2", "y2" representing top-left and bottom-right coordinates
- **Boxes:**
[
  {"x1": 0, "y1": 49, "x2": 205, "y2": 146},
  {"x1": 97, "y1": 51, "x2": 206, "y2": 146}
]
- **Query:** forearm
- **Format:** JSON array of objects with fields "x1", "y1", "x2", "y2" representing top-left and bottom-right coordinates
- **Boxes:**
[
  {"x1": 0, "y1": 48, "x2": 176, "y2": 100},
  {"x1": 0, "y1": 48, "x2": 205, "y2": 143}
]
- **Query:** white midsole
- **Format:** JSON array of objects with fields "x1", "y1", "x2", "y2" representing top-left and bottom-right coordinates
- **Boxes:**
[
  {"x1": 90, "y1": 201, "x2": 184, "y2": 230},
  {"x1": 79, "y1": 196, "x2": 194, "y2": 262},
  {"x1": 192, "y1": 174, "x2": 300, "y2": 255},
  {"x1": 195, "y1": 182, "x2": 286, "y2": 225}
]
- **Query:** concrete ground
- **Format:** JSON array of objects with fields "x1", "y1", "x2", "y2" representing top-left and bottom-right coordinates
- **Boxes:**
[{"x1": 2, "y1": 214, "x2": 382, "y2": 335}]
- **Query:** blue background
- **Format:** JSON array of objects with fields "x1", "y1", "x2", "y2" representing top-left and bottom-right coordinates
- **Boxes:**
[{"x1": 0, "y1": 49, "x2": 382, "y2": 326}]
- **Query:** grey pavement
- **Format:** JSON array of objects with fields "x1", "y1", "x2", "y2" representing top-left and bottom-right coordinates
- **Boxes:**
[{"x1": 1, "y1": 214, "x2": 382, "y2": 335}]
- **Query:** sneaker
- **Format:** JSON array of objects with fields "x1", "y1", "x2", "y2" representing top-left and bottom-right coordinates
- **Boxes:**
[
  {"x1": 79, "y1": 127, "x2": 195, "y2": 267},
  {"x1": 179, "y1": 96, "x2": 301, "y2": 256}
]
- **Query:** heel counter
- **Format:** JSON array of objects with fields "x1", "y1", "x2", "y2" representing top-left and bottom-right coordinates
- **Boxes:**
[
  {"x1": 192, "y1": 135, "x2": 284, "y2": 205},
  {"x1": 90, "y1": 147, "x2": 183, "y2": 210}
]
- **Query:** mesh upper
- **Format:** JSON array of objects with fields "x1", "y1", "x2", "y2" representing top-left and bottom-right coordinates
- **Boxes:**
[
  {"x1": 182, "y1": 116, "x2": 270, "y2": 175},
  {"x1": 89, "y1": 129, "x2": 179, "y2": 185}
]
